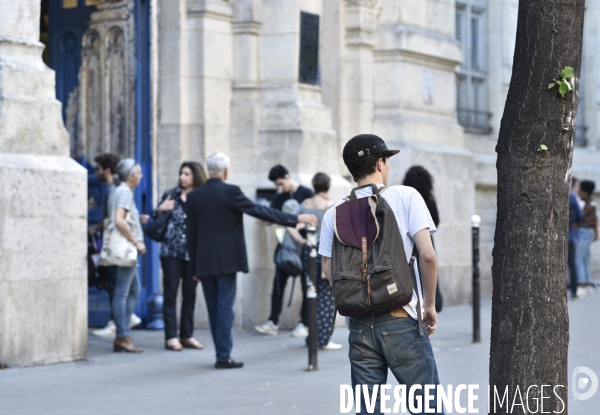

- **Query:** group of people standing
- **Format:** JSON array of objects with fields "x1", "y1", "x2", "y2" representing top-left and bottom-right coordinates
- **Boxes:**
[
  {"x1": 90, "y1": 152, "x2": 317, "y2": 367},
  {"x1": 568, "y1": 177, "x2": 598, "y2": 300},
  {"x1": 91, "y1": 156, "x2": 206, "y2": 352},
  {"x1": 89, "y1": 148, "x2": 445, "y2": 371}
]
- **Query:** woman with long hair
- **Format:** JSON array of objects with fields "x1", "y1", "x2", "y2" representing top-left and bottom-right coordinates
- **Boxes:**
[
  {"x1": 402, "y1": 165, "x2": 443, "y2": 312},
  {"x1": 153, "y1": 162, "x2": 207, "y2": 351}
]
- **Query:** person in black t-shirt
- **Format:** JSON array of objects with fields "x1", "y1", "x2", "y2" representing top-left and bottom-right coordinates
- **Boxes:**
[{"x1": 254, "y1": 165, "x2": 314, "y2": 337}]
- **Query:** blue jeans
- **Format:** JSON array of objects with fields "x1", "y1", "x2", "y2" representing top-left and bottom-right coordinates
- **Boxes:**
[
  {"x1": 201, "y1": 274, "x2": 237, "y2": 362},
  {"x1": 575, "y1": 227, "x2": 594, "y2": 284},
  {"x1": 349, "y1": 313, "x2": 444, "y2": 415},
  {"x1": 112, "y1": 266, "x2": 140, "y2": 338}
]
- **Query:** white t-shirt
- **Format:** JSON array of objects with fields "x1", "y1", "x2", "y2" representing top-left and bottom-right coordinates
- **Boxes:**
[{"x1": 318, "y1": 184, "x2": 436, "y2": 322}]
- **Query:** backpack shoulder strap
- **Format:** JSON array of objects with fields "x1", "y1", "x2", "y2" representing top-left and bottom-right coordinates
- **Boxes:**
[
  {"x1": 376, "y1": 185, "x2": 390, "y2": 195},
  {"x1": 348, "y1": 183, "x2": 386, "y2": 200}
]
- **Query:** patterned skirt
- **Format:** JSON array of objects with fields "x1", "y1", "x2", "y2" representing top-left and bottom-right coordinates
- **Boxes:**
[{"x1": 302, "y1": 244, "x2": 336, "y2": 347}]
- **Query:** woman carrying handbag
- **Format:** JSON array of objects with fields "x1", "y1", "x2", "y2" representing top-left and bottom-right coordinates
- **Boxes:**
[
  {"x1": 100, "y1": 159, "x2": 148, "y2": 353},
  {"x1": 150, "y1": 162, "x2": 207, "y2": 351}
]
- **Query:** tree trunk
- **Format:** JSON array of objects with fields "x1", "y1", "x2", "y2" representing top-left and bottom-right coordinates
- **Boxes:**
[{"x1": 490, "y1": 2, "x2": 585, "y2": 414}]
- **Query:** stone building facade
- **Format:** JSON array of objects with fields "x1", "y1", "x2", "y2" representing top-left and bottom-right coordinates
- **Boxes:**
[{"x1": 1, "y1": 0, "x2": 599, "y2": 366}]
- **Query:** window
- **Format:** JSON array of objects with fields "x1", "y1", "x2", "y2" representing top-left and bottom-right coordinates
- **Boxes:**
[
  {"x1": 456, "y1": 1, "x2": 490, "y2": 133},
  {"x1": 299, "y1": 12, "x2": 320, "y2": 85}
]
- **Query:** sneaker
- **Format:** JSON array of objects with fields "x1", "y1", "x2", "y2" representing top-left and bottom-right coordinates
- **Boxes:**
[
  {"x1": 130, "y1": 314, "x2": 142, "y2": 328},
  {"x1": 576, "y1": 286, "x2": 588, "y2": 298},
  {"x1": 320, "y1": 341, "x2": 343, "y2": 351},
  {"x1": 586, "y1": 285, "x2": 596, "y2": 296},
  {"x1": 93, "y1": 320, "x2": 116, "y2": 338},
  {"x1": 254, "y1": 320, "x2": 278, "y2": 335},
  {"x1": 291, "y1": 323, "x2": 309, "y2": 338}
]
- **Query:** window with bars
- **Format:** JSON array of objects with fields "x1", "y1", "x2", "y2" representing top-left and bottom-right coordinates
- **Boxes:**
[{"x1": 456, "y1": 1, "x2": 491, "y2": 133}]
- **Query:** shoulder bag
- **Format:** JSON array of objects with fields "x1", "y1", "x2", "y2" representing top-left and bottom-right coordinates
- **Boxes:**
[
  {"x1": 99, "y1": 192, "x2": 138, "y2": 267},
  {"x1": 144, "y1": 190, "x2": 176, "y2": 242}
]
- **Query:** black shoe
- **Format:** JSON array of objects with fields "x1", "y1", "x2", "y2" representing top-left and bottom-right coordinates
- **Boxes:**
[{"x1": 215, "y1": 359, "x2": 244, "y2": 369}]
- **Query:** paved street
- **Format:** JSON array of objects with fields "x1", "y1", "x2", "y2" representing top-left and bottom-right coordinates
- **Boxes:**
[{"x1": 1, "y1": 297, "x2": 598, "y2": 415}]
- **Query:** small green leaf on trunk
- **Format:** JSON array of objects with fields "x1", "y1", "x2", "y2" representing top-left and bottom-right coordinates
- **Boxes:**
[
  {"x1": 558, "y1": 81, "x2": 569, "y2": 98},
  {"x1": 538, "y1": 144, "x2": 548, "y2": 152},
  {"x1": 548, "y1": 82, "x2": 556, "y2": 89},
  {"x1": 560, "y1": 66, "x2": 574, "y2": 79}
]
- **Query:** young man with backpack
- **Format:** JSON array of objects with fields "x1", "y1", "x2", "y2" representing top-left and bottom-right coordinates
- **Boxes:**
[
  {"x1": 254, "y1": 165, "x2": 314, "y2": 337},
  {"x1": 318, "y1": 134, "x2": 444, "y2": 414}
]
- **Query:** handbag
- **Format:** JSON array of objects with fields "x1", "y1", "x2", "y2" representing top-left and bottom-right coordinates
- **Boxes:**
[
  {"x1": 275, "y1": 230, "x2": 303, "y2": 277},
  {"x1": 99, "y1": 196, "x2": 138, "y2": 267},
  {"x1": 144, "y1": 190, "x2": 175, "y2": 242},
  {"x1": 144, "y1": 211, "x2": 171, "y2": 242}
]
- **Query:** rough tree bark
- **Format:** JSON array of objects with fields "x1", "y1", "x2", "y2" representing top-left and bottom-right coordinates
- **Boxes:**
[{"x1": 490, "y1": 1, "x2": 585, "y2": 414}]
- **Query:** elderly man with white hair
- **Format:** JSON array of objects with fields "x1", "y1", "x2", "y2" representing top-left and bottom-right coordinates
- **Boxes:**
[{"x1": 185, "y1": 152, "x2": 317, "y2": 369}]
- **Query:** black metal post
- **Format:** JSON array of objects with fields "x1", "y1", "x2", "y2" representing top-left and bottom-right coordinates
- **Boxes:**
[
  {"x1": 471, "y1": 215, "x2": 481, "y2": 343},
  {"x1": 305, "y1": 225, "x2": 318, "y2": 371}
]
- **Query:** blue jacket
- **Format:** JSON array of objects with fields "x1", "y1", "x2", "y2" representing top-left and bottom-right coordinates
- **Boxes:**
[{"x1": 569, "y1": 192, "x2": 582, "y2": 242}]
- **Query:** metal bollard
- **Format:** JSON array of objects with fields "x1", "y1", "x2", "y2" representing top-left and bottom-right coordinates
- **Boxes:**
[
  {"x1": 471, "y1": 214, "x2": 481, "y2": 343},
  {"x1": 305, "y1": 224, "x2": 318, "y2": 371}
]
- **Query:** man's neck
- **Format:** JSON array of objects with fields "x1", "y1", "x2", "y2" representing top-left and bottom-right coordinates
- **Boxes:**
[
  {"x1": 105, "y1": 174, "x2": 114, "y2": 186},
  {"x1": 288, "y1": 181, "x2": 300, "y2": 194},
  {"x1": 209, "y1": 174, "x2": 224, "y2": 181},
  {"x1": 357, "y1": 173, "x2": 384, "y2": 188}
]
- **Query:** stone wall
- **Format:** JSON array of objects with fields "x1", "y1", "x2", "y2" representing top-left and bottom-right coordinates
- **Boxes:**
[{"x1": 0, "y1": 0, "x2": 87, "y2": 367}]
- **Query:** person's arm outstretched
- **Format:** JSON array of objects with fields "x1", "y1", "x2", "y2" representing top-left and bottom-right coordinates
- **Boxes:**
[{"x1": 232, "y1": 186, "x2": 317, "y2": 226}]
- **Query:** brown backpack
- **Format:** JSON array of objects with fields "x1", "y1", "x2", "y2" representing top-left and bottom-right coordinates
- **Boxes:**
[{"x1": 331, "y1": 184, "x2": 423, "y2": 335}]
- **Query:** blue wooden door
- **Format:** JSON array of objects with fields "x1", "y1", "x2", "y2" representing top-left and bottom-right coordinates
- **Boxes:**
[{"x1": 48, "y1": 0, "x2": 162, "y2": 329}]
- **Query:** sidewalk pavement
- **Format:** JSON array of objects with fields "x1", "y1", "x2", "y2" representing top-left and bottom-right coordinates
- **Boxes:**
[{"x1": 1, "y1": 296, "x2": 598, "y2": 415}]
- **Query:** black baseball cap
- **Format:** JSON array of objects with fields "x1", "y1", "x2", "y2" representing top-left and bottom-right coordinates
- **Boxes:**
[{"x1": 342, "y1": 134, "x2": 400, "y2": 165}]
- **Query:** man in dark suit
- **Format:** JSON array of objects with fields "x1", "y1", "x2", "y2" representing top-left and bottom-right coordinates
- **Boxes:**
[{"x1": 185, "y1": 152, "x2": 317, "y2": 369}]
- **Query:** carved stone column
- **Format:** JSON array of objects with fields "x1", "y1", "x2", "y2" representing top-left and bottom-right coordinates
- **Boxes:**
[
  {"x1": 231, "y1": 0, "x2": 262, "y2": 176},
  {"x1": 184, "y1": 0, "x2": 234, "y2": 163},
  {"x1": 340, "y1": 0, "x2": 380, "y2": 145},
  {"x1": 0, "y1": 0, "x2": 87, "y2": 367}
]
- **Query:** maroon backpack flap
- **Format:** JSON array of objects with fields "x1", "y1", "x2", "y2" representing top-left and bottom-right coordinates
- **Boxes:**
[{"x1": 334, "y1": 196, "x2": 379, "y2": 249}]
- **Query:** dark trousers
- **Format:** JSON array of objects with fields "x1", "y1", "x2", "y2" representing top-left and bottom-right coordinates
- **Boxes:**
[
  {"x1": 201, "y1": 274, "x2": 237, "y2": 362},
  {"x1": 568, "y1": 240, "x2": 578, "y2": 297},
  {"x1": 98, "y1": 265, "x2": 117, "y2": 319},
  {"x1": 269, "y1": 266, "x2": 308, "y2": 326},
  {"x1": 161, "y1": 257, "x2": 198, "y2": 340}
]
